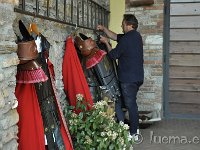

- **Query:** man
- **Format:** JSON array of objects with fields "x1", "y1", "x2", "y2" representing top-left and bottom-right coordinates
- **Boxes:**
[{"x1": 97, "y1": 14, "x2": 144, "y2": 137}]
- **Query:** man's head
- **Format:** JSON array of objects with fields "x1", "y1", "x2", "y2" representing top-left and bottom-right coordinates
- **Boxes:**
[{"x1": 121, "y1": 14, "x2": 138, "y2": 33}]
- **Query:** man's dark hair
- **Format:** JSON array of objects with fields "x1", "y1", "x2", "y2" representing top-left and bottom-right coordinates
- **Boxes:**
[{"x1": 123, "y1": 14, "x2": 138, "y2": 30}]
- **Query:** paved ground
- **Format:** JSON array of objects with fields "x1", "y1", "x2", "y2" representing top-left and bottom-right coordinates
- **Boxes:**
[{"x1": 132, "y1": 119, "x2": 200, "y2": 150}]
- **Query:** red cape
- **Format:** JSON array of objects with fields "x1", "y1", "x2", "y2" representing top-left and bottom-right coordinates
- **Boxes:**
[
  {"x1": 16, "y1": 60, "x2": 73, "y2": 150},
  {"x1": 62, "y1": 37, "x2": 93, "y2": 112},
  {"x1": 16, "y1": 83, "x2": 45, "y2": 150}
]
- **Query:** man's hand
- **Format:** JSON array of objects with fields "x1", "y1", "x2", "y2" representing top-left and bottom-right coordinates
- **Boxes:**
[
  {"x1": 97, "y1": 25, "x2": 105, "y2": 31},
  {"x1": 99, "y1": 35, "x2": 109, "y2": 44},
  {"x1": 99, "y1": 35, "x2": 112, "y2": 52},
  {"x1": 96, "y1": 25, "x2": 117, "y2": 41}
]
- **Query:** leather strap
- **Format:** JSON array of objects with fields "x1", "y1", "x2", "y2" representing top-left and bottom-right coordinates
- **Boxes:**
[{"x1": 17, "y1": 60, "x2": 41, "y2": 70}]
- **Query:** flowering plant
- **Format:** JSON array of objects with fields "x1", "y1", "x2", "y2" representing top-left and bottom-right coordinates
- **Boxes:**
[{"x1": 64, "y1": 94, "x2": 133, "y2": 150}]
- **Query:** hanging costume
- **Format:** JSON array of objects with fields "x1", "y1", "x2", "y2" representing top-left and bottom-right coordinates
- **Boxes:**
[
  {"x1": 74, "y1": 33, "x2": 121, "y2": 102},
  {"x1": 62, "y1": 36, "x2": 93, "y2": 112},
  {"x1": 15, "y1": 20, "x2": 73, "y2": 150},
  {"x1": 74, "y1": 33, "x2": 106, "y2": 69}
]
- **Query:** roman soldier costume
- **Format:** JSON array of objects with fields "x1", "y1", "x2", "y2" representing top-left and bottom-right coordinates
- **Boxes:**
[
  {"x1": 74, "y1": 33, "x2": 121, "y2": 102},
  {"x1": 15, "y1": 20, "x2": 73, "y2": 150}
]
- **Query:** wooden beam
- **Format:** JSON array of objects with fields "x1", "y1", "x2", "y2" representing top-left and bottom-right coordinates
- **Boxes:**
[{"x1": 127, "y1": 0, "x2": 154, "y2": 7}]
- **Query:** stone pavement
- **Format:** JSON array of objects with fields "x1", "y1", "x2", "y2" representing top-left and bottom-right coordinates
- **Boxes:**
[{"x1": 132, "y1": 119, "x2": 200, "y2": 150}]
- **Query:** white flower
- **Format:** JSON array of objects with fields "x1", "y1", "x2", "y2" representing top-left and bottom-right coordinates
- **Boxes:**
[
  {"x1": 103, "y1": 138, "x2": 108, "y2": 141},
  {"x1": 101, "y1": 132, "x2": 105, "y2": 137},
  {"x1": 94, "y1": 100, "x2": 108, "y2": 109},
  {"x1": 107, "y1": 131, "x2": 112, "y2": 137},
  {"x1": 85, "y1": 136, "x2": 92, "y2": 145},
  {"x1": 123, "y1": 124, "x2": 129, "y2": 130},
  {"x1": 109, "y1": 117, "x2": 115, "y2": 122},
  {"x1": 76, "y1": 94, "x2": 84, "y2": 101},
  {"x1": 119, "y1": 137, "x2": 124, "y2": 145},
  {"x1": 128, "y1": 134, "x2": 133, "y2": 141},
  {"x1": 69, "y1": 120, "x2": 73, "y2": 125},
  {"x1": 71, "y1": 119, "x2": 78, "y2": 125},
  {"x1": 112, "y1": 132, "x2": 118, "y2": 140},
  {"x1": 119, "y1": 121, "x2": 124, "y2": 126},
  {"x1": 100, "y1": 112, "x2": 107, "y2": 117},
  {"x1": 122, "y1": 145, "x2": 127, "y2": 150},
  {"x1": 71, "y1": 113, "x2": 77, "y2": 118},
  {"x1": 85, "y1": 135, "x2": 90, "y2": 139}
]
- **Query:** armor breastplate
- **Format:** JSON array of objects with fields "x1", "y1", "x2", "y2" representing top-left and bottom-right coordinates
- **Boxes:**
[
  {"x1": 17, "y1": 40, "x2": 38, "y2": 64},
  {"x1": 93, "y1": 55, "x2": 121, "y2": 101}
]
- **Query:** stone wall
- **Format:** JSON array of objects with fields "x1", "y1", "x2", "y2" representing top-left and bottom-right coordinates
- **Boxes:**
[
  {"x1": 0, "y1": 1, "x2": 19, "y2": 150},
  {"x1": 125, "y1": 0, "x2": 164, "y2": 118},
  {"x1": 0, "y1": 0, "x2": 109, "y2": 149}
]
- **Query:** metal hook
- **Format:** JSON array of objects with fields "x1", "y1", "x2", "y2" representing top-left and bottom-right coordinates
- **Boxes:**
[
  {"x1": 31, "y1": 11, "x2": 37, "y2": 23},
  {"x1": 70, "y1": 23, "x2": 79, "y2": 37}
]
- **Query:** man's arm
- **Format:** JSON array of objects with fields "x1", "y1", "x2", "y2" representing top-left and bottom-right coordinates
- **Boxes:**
[
  {"x1": 97, "y1": 25, "x2": 117, "y2": 41},
  {"x1": 99, "y1": 36, "x2": 112, "y2": 52},
  {"x1": 100, "y1": 35, "x2": 125, "y2": 60}
]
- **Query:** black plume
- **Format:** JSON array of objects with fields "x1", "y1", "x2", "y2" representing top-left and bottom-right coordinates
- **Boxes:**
[{"x1": 19, "y1": 20, "x2": 34, "y2": 41}]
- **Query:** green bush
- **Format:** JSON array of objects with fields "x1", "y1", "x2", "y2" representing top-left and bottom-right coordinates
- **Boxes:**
[{"x1": 64, "y1": 94, "x2": 133, "y2": 150}]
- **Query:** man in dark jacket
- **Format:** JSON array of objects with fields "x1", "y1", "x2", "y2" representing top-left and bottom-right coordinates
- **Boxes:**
[{"x1": 97, "y1": 14, "x2": 144, "y2": 137}]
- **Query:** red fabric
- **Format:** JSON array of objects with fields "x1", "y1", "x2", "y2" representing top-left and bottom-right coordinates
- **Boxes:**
[
  {"x1": 86, "y1": 49, "x2": 107, "y2": 69},
  {"x1": 62, "y1": 37, "x2": 93, "y2": 112},
  {"x1": 16, "y1": 67, "x2": 48, "y2": 83},
  {"x1": 16, "y1": 83, "x2": 45, "y2": 150}
]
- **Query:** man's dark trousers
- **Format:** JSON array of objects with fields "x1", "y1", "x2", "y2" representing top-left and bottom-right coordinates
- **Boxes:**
[{"x1": 115, "y1": 81, "x2": 143, "y2": 135}]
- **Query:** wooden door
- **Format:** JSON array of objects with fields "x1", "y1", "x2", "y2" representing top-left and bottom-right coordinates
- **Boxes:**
[{"x1": 165, "y1": 0, "x2": 200, "y2": 118}]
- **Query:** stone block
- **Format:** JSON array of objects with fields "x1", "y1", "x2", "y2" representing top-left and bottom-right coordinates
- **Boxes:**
[
  {"x1": 0, "y1": 54, "x2": 19, "y2": 69},
  {"x1": 0, "y1": 3, "x2": 16, "y2": 25},
  {"x1": 0, "y1": 69, "x2": 4, "y2": 81},
  {"x1": 2, "y1": 138, "x2": 18, "y2": 150},
  {"x1": 0, "y1": 126, "x2": 17, "y2": 144},
  {"x1": 145, "y1": 35, "x2": 163, "y2": 45},
  {"x1": 0, "y1": 92, "x2": 5, "y2": 109},
  {"x1": 0, "y1": 109, "x2": 19, "y2": 130},
  {"x1": 1, "y1": 88, "x2": 8, "y2": 99},
  {"x1": 0, "y1": 41, "x2": 17, "y2": 53}
]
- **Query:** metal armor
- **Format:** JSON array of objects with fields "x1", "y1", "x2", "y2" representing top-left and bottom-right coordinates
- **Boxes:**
[{"x1": 75, "y1": 33, "x2": 121, "y2": 102}]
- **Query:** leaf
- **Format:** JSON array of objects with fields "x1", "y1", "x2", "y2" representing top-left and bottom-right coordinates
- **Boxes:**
[
  {"x1": 93, "y1": 123, "x2": 97, "y2": 130},
  {"x1": 79, "y1": 112, "x2": 84, "y2": 120},
  {"x1": 100, "y1": 117, "x2": 104, "y2": 123},
  {"x1": 109, "y1": 144, "x2": 114, "y2": 150},
  {"x1": 76, "y1": 101, "x2": 81, "y2": 110},
  {"x1": 86, "y1": 128, "x2": 92, "y2": 136},
  {"x1": 81, "y1": 103, "x2": 87, "y2": 111}
]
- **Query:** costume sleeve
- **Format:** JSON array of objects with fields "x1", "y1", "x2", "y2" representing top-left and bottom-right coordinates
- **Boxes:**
[
  {"x1": 117, "y1": 34, "x2": 124, "y2": 43},
  {"x1": 108, "y1": 35, "x2": 127, "y2": 60}
]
